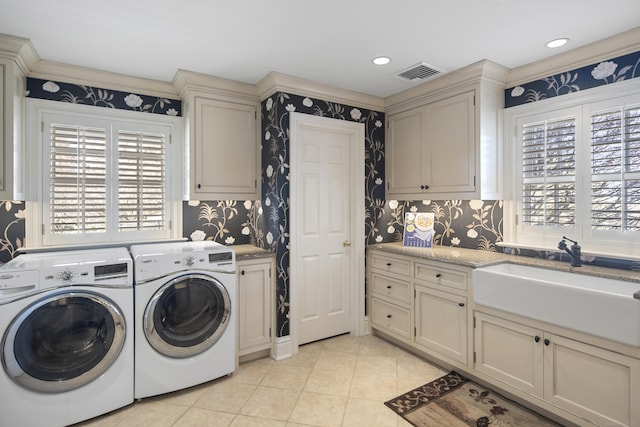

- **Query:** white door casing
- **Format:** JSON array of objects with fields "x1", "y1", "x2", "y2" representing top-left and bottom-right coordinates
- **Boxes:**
[{"x1": 290, "y1": 112, "x2": 365, "y2": 351}]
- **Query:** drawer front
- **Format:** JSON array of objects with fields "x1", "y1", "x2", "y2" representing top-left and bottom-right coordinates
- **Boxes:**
[
  {"x1": 371, "y1": 298, "x2": 411, "y2": 340},
  {"x1": 370, "y1": 272, "x2": 410, "y2": 304},
  {"x1": 369, "y1": 252, "x2": 411, "y2": 278},
  {"x1": 414, "y1": 262, "x2": 467, "y2": 291}
]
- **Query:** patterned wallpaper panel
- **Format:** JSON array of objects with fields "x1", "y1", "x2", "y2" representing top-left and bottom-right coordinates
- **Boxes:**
[
  {"x1": 27, "y1": 77, "x2": 182, "y2": 116},
  {"x1": 505, "y1": 49, "x2": 640, "y2": 108}
]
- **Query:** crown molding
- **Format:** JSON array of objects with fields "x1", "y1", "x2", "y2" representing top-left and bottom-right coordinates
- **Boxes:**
[
  {"x1": 28, "y1": 60, "x2": 179, "y2": 99},
  {"x1": 0, "y1": 33, "x2": 39, "y2": 74},
  {"x1": 506, "y1": 26, "x2": 640, "y2": 87},
  {"x1": 173, "y1": 69, "x2": 258, "y2": 103},
  {"x1": 384, "y1": 59, "x2": 510, "y2": 114},
  {"x1": 256, "y1": 71, "x2": 385, "y2": 112}
]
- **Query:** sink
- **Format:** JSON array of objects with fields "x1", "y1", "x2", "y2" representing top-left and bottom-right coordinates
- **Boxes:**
[{"x1": 473, "y1": 263, "x2": 640, "y2": 347}]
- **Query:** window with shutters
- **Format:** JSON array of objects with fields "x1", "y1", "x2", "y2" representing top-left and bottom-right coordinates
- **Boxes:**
[
  {"x1": 27, "y1": 101, "x2": 182, "y2": 248},
  {"x1": 508, "y1": 86, "x2": 640, "y2": 256}
]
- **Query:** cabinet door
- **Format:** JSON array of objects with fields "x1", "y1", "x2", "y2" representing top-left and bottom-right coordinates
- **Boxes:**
[
  {"x1": 544, "y1": 333, "x2": 640, "y2": 427},
  {"x1": 237, "y1": 260, "x2": 272, "y2": 355},
  {"x1": 386, "y1": 108, "x2": 425, "y2": 195},
  {"x1": 0, "y1": 63, "x2": 4, "y2": 194},
  {"x1": 474, "y1": 312, "x2": 544, "y2": 398},
  {"x1": 424, "y1": 91, "x2": 475, "y2": 194},
  {"x1": 414, "y1": 285, "x2": 467, "y2": 364},
  {"x1": 193, "y1": 97, "x2": 258, "y2": 198}
]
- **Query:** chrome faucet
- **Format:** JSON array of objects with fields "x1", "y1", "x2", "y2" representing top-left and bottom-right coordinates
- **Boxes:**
[{"x1": 558, "y1": 236, "x2": 581, "y2": 267}]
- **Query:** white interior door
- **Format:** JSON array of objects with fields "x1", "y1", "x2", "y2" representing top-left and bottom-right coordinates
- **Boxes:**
[{"x1": 290, "y1": 112, "x2": 365, "y2": 348}]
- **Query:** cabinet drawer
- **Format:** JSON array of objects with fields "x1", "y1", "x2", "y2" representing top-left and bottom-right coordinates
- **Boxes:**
[
  {"x1": 371, "y1": 298, "x2": 411, "y2": 340},
  {"x1": 414, "y1": 261, "x2": 467, "y2": 291},
  {"x1": 370, "y1": 272, "x2": 410, "y2": 304},
  {"x1": 369, "y1": 252, "x2": 410, "y2": 278}
]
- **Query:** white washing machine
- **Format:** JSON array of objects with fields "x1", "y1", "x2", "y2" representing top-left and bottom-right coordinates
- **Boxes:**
[
  {"x1": 130, "y1": 241, "x2": 236, "y2": 399},
  {"x1": 0, "y1": 247, "x2": 134, "y2": 427}
]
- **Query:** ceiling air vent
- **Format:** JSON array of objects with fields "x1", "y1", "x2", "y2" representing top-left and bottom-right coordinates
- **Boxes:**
[{"x1": 395, "y1": 62, "x2": 445, "y2": 82}]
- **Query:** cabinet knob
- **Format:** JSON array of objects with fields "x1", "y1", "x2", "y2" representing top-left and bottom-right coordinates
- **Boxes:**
[
  {"x1": 386, "y1": 285, "x2": 392, "y2": 289},
  {"x1": 544, "y1": 338, "x2": 550, "y2": 346},
  {"x1": 420, "y1": 184, "x2": 430, "y2": 190},
  {"x1": 386, "y1": 314, "x2": 392, "y2": 318},
  {"x1": 241, "y1": 270, "x2": 245, "y2": 276},
  {"x1": 534, "y1": 336, "x2": 541, "y2": 343},
  {"x1": 386, "y1": 262, "x2": 392, "y2": 267},
  {"x1": 435, "y1": 273, "x2": 442, "y2": 278},
  {"x1": 197, "y1": 183, "x2": 202, "y2": 189},
  {"x1": 458, "y1": 302, "x2": 465, "y2": 307}
]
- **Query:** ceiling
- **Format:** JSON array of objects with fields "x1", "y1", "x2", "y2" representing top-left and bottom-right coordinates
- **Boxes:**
[{"x1": 2, "y1": 0, "x2": 640, "y2": 98}]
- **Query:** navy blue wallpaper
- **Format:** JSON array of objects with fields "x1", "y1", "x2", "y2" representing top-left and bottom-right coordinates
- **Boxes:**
[
  {"x1": 505, "y1": 49, "x2": 640, "y2": 108},
  {"x1": 27, "y1": 77, "x2": 182, "y2": 116}
]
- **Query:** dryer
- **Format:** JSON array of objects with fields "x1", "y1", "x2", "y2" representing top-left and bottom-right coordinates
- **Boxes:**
[
  {"x1": 130, "y1": 241, "x2": 236, "y2": 399},
  {"x1": 0, "y1": 247, "x2": 134, "y2": 427}
]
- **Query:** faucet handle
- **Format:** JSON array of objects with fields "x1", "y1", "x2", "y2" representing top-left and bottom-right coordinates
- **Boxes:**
[{"x1": 558, "y1": 239, "x2": 567, "y2": 251}]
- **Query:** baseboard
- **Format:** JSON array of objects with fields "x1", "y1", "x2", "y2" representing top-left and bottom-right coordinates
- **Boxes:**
[{"x1": 272, "y1": 335, "x2": 293, "y2": 360}]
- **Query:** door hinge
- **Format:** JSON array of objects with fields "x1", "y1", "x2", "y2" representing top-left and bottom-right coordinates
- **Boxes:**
[
  {"x1": 414, "y1": 327, "x2": 416, "y2": 337},
  {"x1": 269, "y1": 327, "x2": 272, "y2": 338},
  {"x1": 473, "y1": 317, "x2": 476, "y2": 328},
  {"x1": 473, "y1": 95, "x2": 476, "y2": 106},
  {"x1": 41, "y1": 121, "x2": 44, "y2": 132},
  {"x1": 168, "y1": 220, "x2": 172, "y2": 230},
  {"x1": 269, "y1": 268, "x2": 272, "y2": 278},
  {"x1": 169, "y1": 133, "x2": 172, "y2": 144},
  {"x1": 473, "y1": 351, "x2": 476, "y2": 363},
  {"x1": 473, "y1": 176, "x2": 476, "y2": 186},
  {"x1": 515, "y1": 214, "x2": 519, "y2": 226},
  {"x1": 41, "y1": 224, "x2": 45, "y2": 235},
  {"x1": 255, "y1": 179, "x2": 258, "y2": 189},
  {"x1": 414, "y1": 289, "x2": 416, "y2": 299}
]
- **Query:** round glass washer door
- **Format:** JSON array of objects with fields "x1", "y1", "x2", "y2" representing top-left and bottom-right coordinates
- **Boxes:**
[
  {"x1": 144, "y1": 273, "x2": 231, "y2": 358},
  {"x1": 2, "y1": 291, "x2": 126, "y2": 393}
]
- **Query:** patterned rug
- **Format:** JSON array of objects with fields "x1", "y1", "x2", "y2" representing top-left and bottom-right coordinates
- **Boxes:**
[{"x1": 385, "y1": 371, "x2": 561, "y2": 426}]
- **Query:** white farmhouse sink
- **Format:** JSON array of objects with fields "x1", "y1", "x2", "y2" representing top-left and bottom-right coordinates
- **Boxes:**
[{"x1": 473, "y1": 263, "x2": 640, "y2": 347}]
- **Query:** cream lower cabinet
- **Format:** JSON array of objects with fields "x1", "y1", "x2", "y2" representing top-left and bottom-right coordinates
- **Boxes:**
[
  {"x1": 368, "y1": 250, "x2": 470, "y2": 369},
  {"x1": 415, "y1": 285, "x2": 467, "y2": 365},
  {"x1": 474, "y1": 312, "x2": 640, "y2": 427},
  {"x1": 237, "y1": 257, "x2": 274, "y2": 358}
]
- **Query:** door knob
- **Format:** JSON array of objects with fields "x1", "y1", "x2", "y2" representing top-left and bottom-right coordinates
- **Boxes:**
[{"x1": 343, "y1": 240, "x2": 351, "y2": 247}]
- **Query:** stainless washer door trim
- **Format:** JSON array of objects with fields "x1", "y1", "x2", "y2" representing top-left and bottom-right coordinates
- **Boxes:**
[
  {"x1": 1, "y1": 291, "x2": 126, "y2": 393},
  {"x1": 143, "y1": 273, "x2": 231, "y2": 358}
]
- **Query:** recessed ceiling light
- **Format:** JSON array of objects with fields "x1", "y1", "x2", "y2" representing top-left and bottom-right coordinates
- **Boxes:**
[
  {"x1": 545, "y1": 38, "x2": 569, "y2": 48},
  {"x1": 372, "y1": 56, "x2": 391, "y2": 65}
]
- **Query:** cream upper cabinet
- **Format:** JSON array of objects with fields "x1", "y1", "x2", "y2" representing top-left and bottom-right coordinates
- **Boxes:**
[
  {"x1": 384, "y1": 60, "x2": 508, "y2": 200},
  {"x1": 386, "y1": 91, "x2": 475, "y2": 198},
  {"x1": 0, "y1": 55, "x2": 28, "y2": 201},
  {"x1": 192, "y1": 97, "x2": 258, "y2": 198},
  {"x1": 174, "y1": 70, "x2": 260, "y2": 200}
]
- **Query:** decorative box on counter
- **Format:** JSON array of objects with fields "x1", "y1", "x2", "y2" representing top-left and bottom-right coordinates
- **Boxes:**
[{"x1": 403, "y1": 213, "x2": 434, "y2": 248}]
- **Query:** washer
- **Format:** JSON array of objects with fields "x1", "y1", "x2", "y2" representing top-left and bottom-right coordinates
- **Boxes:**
[
  {"x1": 0, "y1": 247, "x2": 134, "y2": 427},
  {"x1": 130, "y1": 241, "x2": 236, "y2": 399}
]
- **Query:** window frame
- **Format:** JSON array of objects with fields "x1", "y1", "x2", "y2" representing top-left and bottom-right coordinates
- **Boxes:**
[
  {"x1": 503, "y1": 78, "x2": 640, "y2": 258},
  {"x1": 25, "y1": 99, "x2": 184, "y2": 249}
]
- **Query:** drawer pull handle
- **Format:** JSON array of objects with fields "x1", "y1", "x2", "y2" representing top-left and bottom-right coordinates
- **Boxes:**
[
  {"x1": 435, "y1": 273, "x2": 442, "y2": 278},
  {"x1": 458, "y1": 302, "x2": 465, "y2": 307},
  {"x1": 386, "y1": 285, "x2": 392, "y2": 289},
  {"x1": 534, "y1": 336, "x2": 541, "y2": 343},
  {"x1": 386, "y1": 314, "x2": 392, "y2": 318},
  {"x1": 386, "y1": 262, "x2": 392, "y2": 267}
]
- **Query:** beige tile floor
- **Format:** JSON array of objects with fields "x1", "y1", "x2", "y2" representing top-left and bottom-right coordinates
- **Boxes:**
[{"x1": 77, "y1": 334, "x2": 448, "y2": 427}]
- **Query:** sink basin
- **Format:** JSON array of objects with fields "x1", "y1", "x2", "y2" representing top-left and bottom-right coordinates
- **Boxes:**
[{"x1": 473, "y1": 263, "x2": 640, "y2": 347}]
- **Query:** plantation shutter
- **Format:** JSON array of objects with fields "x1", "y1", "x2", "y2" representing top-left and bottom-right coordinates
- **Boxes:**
[
  {"x1": 49, "y1": 123, "x2": 108, "y2": 234},
  {"x1": 117, "y1": 129, "x2": 166, "y2": 231},
  {"x1": 591, "y1": 106, "x2": 640, "y2": 232},
  {"x1": 521, "y1": 117, "x2": 576, "y2": 227}
]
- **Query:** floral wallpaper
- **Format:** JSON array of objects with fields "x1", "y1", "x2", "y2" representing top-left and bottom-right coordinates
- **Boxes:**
[
  {"x1": 0, "y1": 202, "x2": 25, "y2": 264},
  {"x1": 505, "y1": 49, "x2": 640, "y2": 108},
  {"x1": 27, "y1": 77, "x2": 181, "y2": 116}
]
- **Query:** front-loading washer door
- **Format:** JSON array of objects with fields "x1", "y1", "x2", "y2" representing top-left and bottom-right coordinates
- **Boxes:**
[
  {"x1": 1, "y1": 291, "x2": 126, "y2": 393},
  {"x1": 144, "y1": 273, "x2": 231, "y2": 358}
]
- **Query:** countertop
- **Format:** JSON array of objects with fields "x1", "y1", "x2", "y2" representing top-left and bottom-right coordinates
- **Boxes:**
[
  {"x1": 367, "y1": 242, "x2": 640, "y2": 284},
  {"x1": 232, "y1": 244, "x2": 275, "y2": 261}
]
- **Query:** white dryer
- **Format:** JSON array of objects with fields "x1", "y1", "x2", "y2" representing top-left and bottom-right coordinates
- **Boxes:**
[
  {"x1": 0, "y1": 247, "x2": 134, "y2": 427},
  {"x1": 130, "y1": 241, "x2": 236, "y2": 399}
]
